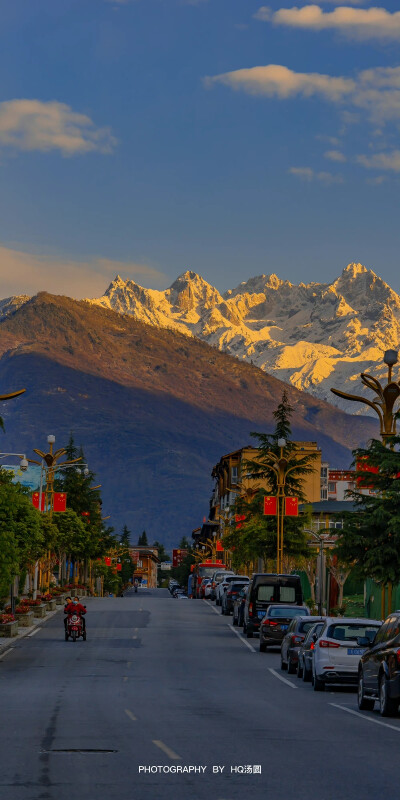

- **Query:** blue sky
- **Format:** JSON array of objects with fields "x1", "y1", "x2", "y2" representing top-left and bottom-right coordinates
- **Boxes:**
[{"x1": 0, "y1": 0, "x2": 399, "y2": 298}]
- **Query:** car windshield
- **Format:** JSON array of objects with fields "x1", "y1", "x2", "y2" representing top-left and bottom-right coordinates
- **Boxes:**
[
  {"x1": 230, "y1": 583, "x2": 248, "y2": 592},
  {"x1": 327, "y1": 623, "x2": 380, "y2": 642},
  {"x1": 304, "y1": 623, "x2": 324, "y2": 643},
  {"x1": 199, "y1": 567, "x2": 219, "y2": 578},
  {"x1": 299, "y1": 620, "x2": 319, "y2": 633},
  {"x1": 269, "y1": 607, "x2": 307, "y2": 618}
]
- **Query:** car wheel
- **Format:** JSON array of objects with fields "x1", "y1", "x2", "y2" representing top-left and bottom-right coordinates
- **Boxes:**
[
  {"x1": 287, "y1": 657, "x2": 296, "y2": 675},
  {"x1": 246, "y1": 628, "x2": 254, "y2": 639},
  {"x1": 259, "y1": 642, "x2": 267, "y2": 653},
  {"x1": 221, "y1": 606, "x2": 225, "y2": 615},
  {"x1": 357, "y1": 670, "x2": 375, "y2": 711},
  {"x1": 302, "y1": 666, "x2": 311, "y2": 682},
  {"x1": 379, "y1": 673, "x2": 398, "y2": 717},
  {"x1": 296, "y1": 659, "x2": 303, "y2": 679},
  {"x1": 232, "y1": 615, "x2": 238, "y2": 626},
  {"x1": 313, "y1": 670, "x2": 324, "y2": 692},
  {"x1": 280, "y1": 656, "x2": 287, "y2": 671}
]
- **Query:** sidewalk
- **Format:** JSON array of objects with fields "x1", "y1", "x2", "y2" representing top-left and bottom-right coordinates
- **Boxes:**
[{"x1": 0, "y1": 606, "x2": 61, "y2": 656}]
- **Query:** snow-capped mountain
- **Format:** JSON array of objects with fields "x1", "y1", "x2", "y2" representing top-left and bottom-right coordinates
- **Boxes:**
[{"x1": 88, "y1": 263, "x2": 400, "y2": 414}]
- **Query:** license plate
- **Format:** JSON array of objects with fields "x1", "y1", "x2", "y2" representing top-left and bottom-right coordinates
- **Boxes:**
[
  {"x1": 257, "y1": 611, "x2": 266, "y2": 619},
  {"x1": 347, "y1": 648, "x2": 363, "y2": 655},
  {"x1": 280, "y1": 625, "x2": 288, "y2": 631}
]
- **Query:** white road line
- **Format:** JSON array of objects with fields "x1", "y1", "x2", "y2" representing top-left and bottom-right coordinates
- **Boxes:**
[
  {"x1": 152, "y1": 740, "x2": 181, "y2": 760},
  {"x1": 27, "y1": 628, "x2": 40, "y2": 637},
  {"x1": 124, "y1": 709, "x2": 137, "y2": 722},
  {"x1": 228, "y1": 625, "x2": 257, "y2": 653},
  {"x1": 203, "y1": 600, "x2": 220, "y2": 616},
  {"x1": 268, "y1": 668, "x2": 297, "y2": 689},
  {"x1": 330, "y1": 703, "x2": 400, "y2": 733},
  {"x1": 0, "y1": 648, "x2": 14, "y2": 661}
]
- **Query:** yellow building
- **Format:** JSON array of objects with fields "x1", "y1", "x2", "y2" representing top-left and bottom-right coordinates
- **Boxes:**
[{"x1": 130, "y1": 546, "x2": 160, "y2": 588}]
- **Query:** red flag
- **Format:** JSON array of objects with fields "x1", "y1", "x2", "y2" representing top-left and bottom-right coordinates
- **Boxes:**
[
  {"x1": 235, "y1": 514, "x2": 246, "y2": 529},
  {"x1": 116, "y1": 563, "x2": 122, "y2": 571},
  {"x1": 32, "y1": 492, "x2": 45, "y2": 511},
  {"x1": 105, "y1": 556, "x2": 111, "y2": 566},
  {"x1": 53, "y1": 492, "x2": 67, "y2": 512},
  {"x1": 285, "y1": 497, "x2": 298, "y2": 517},
  {"x1": 216, "y1": 540, "x2": 224, "y2": 552},
  {"x1": 263, "y1": 496, "x2": 277, "y2": 516}
]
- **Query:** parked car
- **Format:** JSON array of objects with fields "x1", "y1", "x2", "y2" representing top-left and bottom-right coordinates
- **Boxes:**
[
  {"x1": 199, "y1": 578, "x2": 211, "y2": 599},
  {"x1": 259, "y1": 605, "x2": 309, "y2": 652},
  {"x1": 222, "y1": 580, "x2": 249, "y2": 616},
  {"x1": 243, "y1": 574, "x2": 303, "y2": 638},
  {"x1": 210, "y1": 570, "x2": 234, "y2": 601},
  {"x1": 312, "y1": 617, "x2": 381, "y2": 692},
  {"x1": 169, "y1": 579, "x2": 179, "y2": 594},
  {"x1": 233, "y1": 586, "x2": 248, "y2": 627},
  {"x1": 215, "y1": 573, "x2": 238, "y2": 605},
  {"x1": 358, "y1": 611, "x2": 400, "y2": 716},
  {"x1": 216, "y1": 574, "x2": 248, "y2": 607},
  {"x1": 172, "y1": 586, "x2": 185, "y2": 597},
  {"x1": 281, "y1": 616, "x2": 325, "y2": 672},
  {"x1": 204, "y1": 581, "x2": 214, "y2": 599},
  {"x1": 297, "y1": 621, "x2": 325, "y2": 681}
]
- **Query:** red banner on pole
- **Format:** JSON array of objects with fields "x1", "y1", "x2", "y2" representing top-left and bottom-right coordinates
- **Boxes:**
[
  {"x1": 216, "y1": 540, "x2": 224, "y2": 552},
  {"x1": 32, "y1": 491, "x2": 45, "y2": 511},
  {"x1": 53, "y1": 492, "x2": 67, "y2": 512},
  {"x1": 263, "y1": 496, "x2": 277, "y2": 516},
  {"x1": 116, "y1": 563, "x2": 122, "y2": 571},
  {"x1": 173, "y1": 549, "x2": 188, "y2": 567},
  {"x1": 285, "y1": 497, "x2": 298, "y2": 517},
  {"x1": 104, "y1": 556, "x2": 111, "y2": 566}
]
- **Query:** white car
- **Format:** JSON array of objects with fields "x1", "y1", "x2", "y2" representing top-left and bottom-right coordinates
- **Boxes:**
[
  {"x1": 216, "y1": 574, "x2": 248, "y2": 606},
  {"x1": 312, "y1": 617, "x2": 382, "y2": 692},
  {"x1": 204, "y1": 582, "x2": 214, "y2": 599},
  {"x1": 210, "y1": 570, "x2": 235, "y2": 601}
]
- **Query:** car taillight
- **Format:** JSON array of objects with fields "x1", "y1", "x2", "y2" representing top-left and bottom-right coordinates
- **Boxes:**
[
  {"x1": 319, "y1": 639, "x2": 340, "y2": 648},
  {"x1": 396, "y1": 649, "x2": 400, "y2": 666},
  {"x1": 291, "y1": 635, "x2": 305, "y2": 645},
  {"x1": 310, "y1": 642, "x2": 315, "y2": 650},
  {"x1": 263, "y1": 620, "x2": 278, "y2": 627},
  {"x1": 249, "y1": 602, "x2": 253, "y2": 614}
]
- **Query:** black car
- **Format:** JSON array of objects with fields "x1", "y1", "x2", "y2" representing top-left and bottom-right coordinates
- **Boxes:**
[
  {"x1": 243, "y1": 573, "x2": 303, "y2": 638},
  {"x1": 297, "y1": 621, "x2": 325, "y2": 681},
  {"x1": 233, "y1": 586, "x2": 248, "y2": 627},
  {"x1": 221, "y1": 581, "x2": 249, "y2": 616},
  {"x1": 259, "y1": 605, "x2": 309, "y2": 652},
  {"x1": 358, "y1": 611, "x2": 400, "y2": 716},
  {"x1": 281, "y1": 616, "x2": 324, "y2": 672}
]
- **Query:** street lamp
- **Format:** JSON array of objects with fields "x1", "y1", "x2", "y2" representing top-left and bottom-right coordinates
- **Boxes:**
[
  {"x1": 331, "y1": 350, "x2": 400, "y2": 445},
  {"x1": 256, "y1": 438, "x2": 299, "y2": 574}
]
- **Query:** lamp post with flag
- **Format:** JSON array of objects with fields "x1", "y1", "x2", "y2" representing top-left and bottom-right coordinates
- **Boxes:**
[{"x1": 261, "y1": 438, "x2": 300, "y2": 575}]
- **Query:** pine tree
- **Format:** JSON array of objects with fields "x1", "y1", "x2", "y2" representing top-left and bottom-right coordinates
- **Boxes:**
[
  {"x1": 138, "y1": 531, "x2": 148, "y2": 546},
  {"x1": 120, "y1": 525, "x2": 131, "y2": 546}
]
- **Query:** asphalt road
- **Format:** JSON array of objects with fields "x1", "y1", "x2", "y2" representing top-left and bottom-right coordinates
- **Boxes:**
[{"x1": 0, "y1": 589, "x2": 399, "y2": 800}]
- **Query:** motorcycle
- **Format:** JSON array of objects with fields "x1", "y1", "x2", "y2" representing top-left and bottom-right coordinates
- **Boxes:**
[{"x1": 65, "y1": 613, "x2": 86, "y2": 642}]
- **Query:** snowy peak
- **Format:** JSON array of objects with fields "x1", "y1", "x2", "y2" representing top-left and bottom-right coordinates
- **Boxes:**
[
  {"x1": 0, "y1": 294, "x2": 31, "y2": 321},
  {"x1": 86, "y1": 262, "x2": 400, "y2": 415}
]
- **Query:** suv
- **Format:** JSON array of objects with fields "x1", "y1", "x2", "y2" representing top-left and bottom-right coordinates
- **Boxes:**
[
  {"x1": 216, "y1": 575, "x2": 248, "y2": 607},
  {"x1": 280, "y1": 615, "x2": 322, "y2": 670},
  {"x1": 358, "y1": 611, "x2": 400, "y2": 716},
  {"x1": 222, "y1": 580, "x2": 250, "y2": 616},
  {"x1": 312, "y1": 617, "x2": 381, "y2": 691},
  {"x1": 243, "y1": 574, "x2": 303, "y2": 638},
  {"x1": 210, "y1": 570, "x2": 234, "y2": 602}
]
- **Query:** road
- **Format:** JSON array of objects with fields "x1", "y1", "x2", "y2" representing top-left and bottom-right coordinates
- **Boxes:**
[{"x1": 0, "y1": 588, "x2": 399, "y2": 800}]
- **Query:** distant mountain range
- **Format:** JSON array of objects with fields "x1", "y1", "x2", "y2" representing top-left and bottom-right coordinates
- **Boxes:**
[
  {"x1": 0, "y1": 292, "x2": 378, "y2": 547},
  {"x1": 84, "y1": 262, "x2": 399, "y2": 415}
]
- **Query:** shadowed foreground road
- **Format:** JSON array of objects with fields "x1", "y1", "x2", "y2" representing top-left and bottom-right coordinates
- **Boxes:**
[{"x1": 0, "y1": 589, "x2": 399, "y2": 800}]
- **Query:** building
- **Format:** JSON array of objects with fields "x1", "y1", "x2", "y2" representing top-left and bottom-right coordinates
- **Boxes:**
[
  {"x1": 299, "y1": 500, "x2": 358, "y2": 532},
  {"x1": 211, "y1": 442, "x2": 323, "y2": 521},
  {"x1": 129, "y1": 546, "x2": 160, "y2": 588}
]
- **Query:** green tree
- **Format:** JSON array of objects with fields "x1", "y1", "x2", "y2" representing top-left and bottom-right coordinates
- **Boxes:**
[
  {"x1": 0, "y1": 469, "x2": 45, "y2": 598},
  {"x1": 120, "y1": 525, "x2": 131, "y2": 547},
  {"x1": 336, "y1": 436, "x2": 400, "y2": 586},
  {"x1": 138, "y1": 530, "x2": 148, "y2": 546}
]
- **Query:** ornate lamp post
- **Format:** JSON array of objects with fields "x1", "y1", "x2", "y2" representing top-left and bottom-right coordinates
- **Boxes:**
[
  {"x1": 259, "y1": 438, "x2": 300, "y2": 575},
  {"x1": 331, "y1": 349, "x2": 400, "y2": 445}
]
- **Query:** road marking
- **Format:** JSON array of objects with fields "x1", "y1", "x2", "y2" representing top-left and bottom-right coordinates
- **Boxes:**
[
  {"x1": 152, "y1": 740, "x2": 181, "y2": 760},
  {"x1": 268, "y1": 668, "x2": 297, "y2": 689},
  {"x1": 228, "y1": 625, "x2": 257, "y2": 653},
  {"x1": 0, "y1": 648, "x2": 14, "y2": 661},
  {"x1": 27, "y1": 628, "x2": 40, "y2": 637},
  {"x1": 330, "y1": 703, "x2": 400, "y2": 733},
  {"x1": 125, "y1": 709, "x2": 137, "y2": 722},
  {"x1": 203, "y1": 600, "x2": 220, "y2": 616}
]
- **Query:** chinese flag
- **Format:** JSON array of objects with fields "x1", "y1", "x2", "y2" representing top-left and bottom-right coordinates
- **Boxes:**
[
  {"x1": 32, "y1": 492, "x2": 45, "y2": 511},
  {"x1": 216, "y1": 540, "x2": 224, "y2": 552},
  {"x1": 105, "y1": 556, "x2": 111, "y2": 566},
  {"x1": 53, "y1": 492, "x2": 67, "y2": 512},
  {"x1": 263, "y1": 496, "x2": 277, "y2": 516},
  {"x1": 285, "y1": 497, "x2": 298, "y2": 517},
  {"x1": 116, "y1": 563, "x2": 122, "y2": 572}
]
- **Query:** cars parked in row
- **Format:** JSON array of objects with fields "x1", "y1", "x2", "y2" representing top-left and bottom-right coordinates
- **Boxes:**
[
  {"x1": 232, "y1": 586, "x2": 248, "y2": 627},
  {"x1": 259, "y1": 605, "x2": 310, "y2": 654},
  {"x1": 311, "y1": 617, "x2": 381, "y2": 692},
  {"x1": 221, "y1": 579, "x2": 249, "y2": 615},
  {"x1": 280, "y1": 614, "x2": 323, "y2": 670},
  {"x1": 357, "y1": 611, "x2": 400, "y2": 716},
  {"x1": 243, "y1": 573, "x2": 304, "y2": 638},
  {"x1": 297, "y1": 621, "x2": 325, "y2": 681}
]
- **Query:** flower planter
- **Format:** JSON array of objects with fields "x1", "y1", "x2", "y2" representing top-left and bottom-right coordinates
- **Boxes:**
[
  {"x1": 0, "y1": 621, "x2": 18, "y2": 637},
  {"x1": 46, "y1": 599, "x2": 57, "y2": 612},
  {"x1": 55, "y1": 594, "x2": 66, "y2": 605},
  {"x1": 33, "y1": 604, "x2": 46, "y2": 618},
  {"x1": 16, "y1": 611, "x2": 34, "y2": 628}
]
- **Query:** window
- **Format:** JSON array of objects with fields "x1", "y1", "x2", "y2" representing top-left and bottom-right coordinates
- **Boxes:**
[
  {"x1": 257, "y1": 585, "x2": 275, "y2": 602},
  {"x1": 269, "y1": 607, "x2": 305, "y2": 618},
  {"x1": 327, "y1": 623, "x2": 380, "y2": 642},
  {"x1": 321, "y1": 489, "x2": 328, "y2": 500},
  {"x1": 321, "y1": 467, "x2": 328, "y2": 479},
  {"x1": 328, "y1": 482, "x2": 336, "y2": 493},
  {"x1": 278, "y1": 586, "x2": 296, "y2": 602},
  {"x1": 231, "y1": 466, "x2": 238, "y2": 484}
]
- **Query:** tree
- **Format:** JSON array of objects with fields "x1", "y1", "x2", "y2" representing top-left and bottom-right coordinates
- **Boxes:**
[
  {"x1": 120, "y1": 525, "x2": 131, "y2": 547},
  {"x1": 152, "y1": 540, "x2": 170, "y2": 563},
  {"x1": 179, "y1": 536, "x2": 191, "y2": 550},
  {"x1": 223, "y1": 392, "x2": 317, "y2": 568},
  {"x1": 138, "y1": 530, "x2": 148, "y2": 546},
  {"x1": 336, "y1": 435, "x2": 400, "y2": 586}
]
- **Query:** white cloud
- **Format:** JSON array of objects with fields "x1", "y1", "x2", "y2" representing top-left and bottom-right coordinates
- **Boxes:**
[
  {"x1": 204, "y1": 64, "x2": 355, "y2": 101},
  {"x1": 366, "y1": 174, "x2": 387, "y2": 183},
  {"x1": 288, "y1": 166, "x2": 344, "y2": 183},
  {"x1": 0, "y1": 100, "x2": 116, "y2": 157},
  {"x1": 324, "y1": 149, "x2": 346, "y2": 161},
  {"x1": 357, "y1": 150, "x2": 400, "y2": 171},
  {"x1": 0, "y1": 246, "x2": 167, "y2": 299},
  {"x1": 268, "y1": 6, "x2": 400, "y2": 42}
]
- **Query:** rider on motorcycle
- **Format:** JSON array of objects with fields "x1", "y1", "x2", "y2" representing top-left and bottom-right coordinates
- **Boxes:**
[{"x1": 64, "y1": 597, "x2": 87, "y2": 632}]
